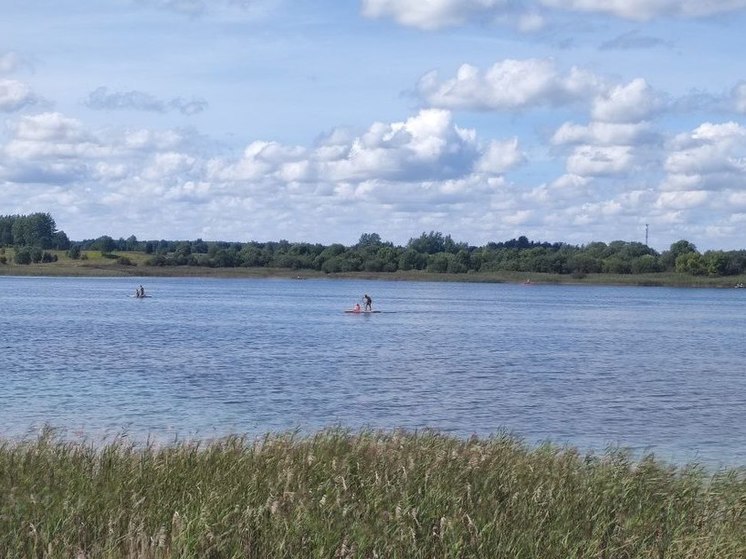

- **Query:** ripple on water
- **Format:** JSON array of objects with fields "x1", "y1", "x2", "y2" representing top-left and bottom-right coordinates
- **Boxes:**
[{"x1": 2, "y1": 277, "x2": 746, "y2": 467}]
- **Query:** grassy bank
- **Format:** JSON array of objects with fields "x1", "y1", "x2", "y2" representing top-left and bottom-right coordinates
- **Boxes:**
[
  {"x1": 1, "y1": 430, "x2": 745, "y2": 558},
  {"x1": 2, "y1": 248, "x2": 746, "y2": 287}
]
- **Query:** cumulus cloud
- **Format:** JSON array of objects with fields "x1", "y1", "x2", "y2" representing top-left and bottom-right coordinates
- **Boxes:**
[
  {"x1": 0, "y1": 112, "x2": 203, "y2": 188},
  {"x1": 361, "y1": 0, "x2": 511, "y2": 30},
  {"x1": 656, "y1": 190, "x2": 709, "y2": 210},
  {"x1": 566, "y1": 145, "x2": 637, "y2": 176},
  {"x1": 418, "y1": 59, "x2": 603, "y2": 111},
  {"x1": 732, "y1": 82, "x2": 746, "y2": 113},
  {"x1": 418, "y1": 58, "x2": 746, "y2": 126},
  {"x1": 0, "y1": 79, "x2": 37, "y2": 112},
  {"x1": 11, "y1": 112, "x2": 85, "y2": 142},
  {"x1": 591, "y1": 78, "x2": 663, "y2": 123},
  {"x1": 540, "y1": 0, "x2": 746, "y2": 21},
  {"x1": 361, "y1": 0, "x2": 746, "y2": 29},
  {"x1": 2, "y1": 113, "x2": 109, "y2": 176},
  {"x1": 85, "y1": 87, "x2": 207, "y2": 115},
  {"x1": 210, "y1": 109, "x2": 524, "y2": 185},
  {"x1": 1, "y1": 108, "x2": 528, "y2": 241},
  {"x1": 552, "y1": 121, "x2": 656, "y2": 146},
  {"x1": 135, "y1": 0, "x2": 277, "y2": 18},
  {"x1": 475, "y1": 138, "x2": 525, "y2": 174},
  {"x1": 418, "y1": 59, "x2": 672, "y2": 128},
  {"x1": 138, "y1": 0, "x2": 207, "y2": 14},
  {"x1": 662, "y1": 122, "x2": 746, "y2": 191}
]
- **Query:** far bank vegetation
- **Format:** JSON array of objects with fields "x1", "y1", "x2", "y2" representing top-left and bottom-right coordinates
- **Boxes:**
[{"x1": 2, "y1": 213, "x2": 746, "y2": 279}]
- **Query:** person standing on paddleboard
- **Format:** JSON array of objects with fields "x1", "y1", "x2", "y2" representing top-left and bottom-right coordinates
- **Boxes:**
[{"x1": 363, "y1": 294, "x2": 372, "y2": 311}]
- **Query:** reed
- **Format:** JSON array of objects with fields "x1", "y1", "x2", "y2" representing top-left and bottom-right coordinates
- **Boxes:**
[{"x1": 1, "y1": 429, "x2": 744, "y2": 558}]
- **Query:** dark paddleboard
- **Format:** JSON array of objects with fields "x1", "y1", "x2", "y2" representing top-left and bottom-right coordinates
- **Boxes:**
[{"x1": 344, "y1": 309, "x2": 381, "y2": 314}]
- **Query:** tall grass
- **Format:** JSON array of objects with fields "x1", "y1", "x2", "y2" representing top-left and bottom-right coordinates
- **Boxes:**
[{"x1": 1, "y1": 429, "x2": 744, "y2": 558}]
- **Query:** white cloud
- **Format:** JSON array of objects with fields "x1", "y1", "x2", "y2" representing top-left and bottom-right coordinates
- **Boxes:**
[
  {"x1": 663, "y1": 122, "x2": 746, "y2": 191},
  {"x1": 121, "y1": 128, "x2": 190, "y2": 152},
  {"x1": 552, "y1": 121, "x2": 655, "y2": 146},
  {"x1": 0, "y1": 79, "x2": 36, "y2": 112},
  {"x1": 3, "y1": 113, "x2": 110, "y2": 161},
  {"x1": 656, "y1": 190, "x2": 709, "y2": 209},
  {"x1": 136, "y1": 0, "x2": 277, "y2": 18},
  {"x1": 591, "y1": 78, "x2": 663, "y2": 123},
  {"x1": 143, "y1": 152, "x2": 199, "y2": 180},
  {"x1": 210, "y1": 109, "x2": 523, "y2": 185},
  {"x1": 540, "y1": 0, "x2": 746, "y2": 21},
  {"x1": 361, "y1": 0, "x2": 509, "y2": 30},
  {"x1": 503, "y1": 209, "x2": 534, "y2": 225},
  {"x1": 361, "y1": 0, "x2": 746, "y2": 29},
  {"x1": 0, "y1": 107, "x2": 529, "y2": 241},
  {"x1": 517, "y1": 11, "x2": 546, "y2": 31},
  {"x1": 418, "y1": 59, "x2": 603, "y2": 111},
  {"x1": 733, "y1": 83, "x2": 746, "y2": 113},
  {"x1": 85, "y1": 86, "x2": 207, "y2": 115},
  {"x1": 727, "y1": 192, "x2": 746, "y2": 208},
  {"x1": 566, "y1": 145, "x2": 636, "y2": 176},
  {"x1": 11, "y1": 112, "x2": 85, "y2": 142},
  {"x1": 475, "y1": 138, "x2": 525, "y2": 174}
]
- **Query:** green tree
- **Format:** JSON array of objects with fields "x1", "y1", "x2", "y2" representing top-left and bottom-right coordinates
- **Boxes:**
[
  {"x1": 407, "y1": 231, "x2": 446, "y2": 254},
  {"x1": 357, "y1": 233, "x2": 382, "y2": 248},
  {"x1": 52, "y1": 230, "x2": 71, "y2": 250},
  {"x1": 662, "y1": 240, "x2": 698, "y2": 270},
  {"x1": 376, "y1": 246, "x2": 400, "y2": 272},
  {"x1": 91, "y1": 235, "x2": 116, "y2": 253},
  {"x1": 426, "y1": 253, "x2": 450, "y2": 273},
  {"x1": 567, "y1": 254, "x2": 602, "y2": 274},
  {"x1": 14, "y1": 247, "x2": 31, "y2": 264},
  {"x1": 675, "y1": 252, "x2": 706, "y2": 275},
  {"x1": 704, "y1": 251, "x2": 729, "y2": 276},
  {"x1": 68, "y1": 245, "x2": 82, "y2": 259},
  {"x1": 630, "y1": 254, "x2": 660, "y2": 274},
  {"x1": 398, "y1": 249, "x2": 426, "y2": 271}
]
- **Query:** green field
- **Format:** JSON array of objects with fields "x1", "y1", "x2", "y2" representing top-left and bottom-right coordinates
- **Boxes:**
[
  {"x1": 2, "y1": 248, "x2": 746, "y2": 287},
  {"x1": 1, "y1": 429, "x2": 745, "y2": 558}
]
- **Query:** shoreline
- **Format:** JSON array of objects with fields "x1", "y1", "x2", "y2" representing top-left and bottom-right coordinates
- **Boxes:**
[{"x1": 2, "y1": 261, "x2": 746, "y2": 288}]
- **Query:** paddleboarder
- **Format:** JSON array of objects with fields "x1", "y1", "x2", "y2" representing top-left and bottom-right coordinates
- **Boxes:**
[{"x1": 363, "y1": 294, "x2": 372, "y2": 311}]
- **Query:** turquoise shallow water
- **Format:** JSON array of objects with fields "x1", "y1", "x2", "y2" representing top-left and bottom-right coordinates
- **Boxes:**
[{"x1": 2, "y1": 276, "x2": 745, "y2": 467}]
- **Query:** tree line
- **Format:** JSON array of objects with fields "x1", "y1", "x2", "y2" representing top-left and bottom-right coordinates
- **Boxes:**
[
  {"x1": 3, "y1": 213, "x2": 746, "y2": 277},
  {"x1": 75, "y1": 231, "x2": 746, "y2": 278},
  {"x1": 0, "y1": 213, "x2": 70, "y2": 264}
]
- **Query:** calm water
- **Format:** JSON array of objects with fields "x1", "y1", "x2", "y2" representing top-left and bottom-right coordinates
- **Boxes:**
[{"x1": 2, "y1": 276, "x2": 745, "y2": 467}]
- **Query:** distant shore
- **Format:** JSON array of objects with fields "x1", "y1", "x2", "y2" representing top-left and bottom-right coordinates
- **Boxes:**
[{"x1": 2, "y1": 250, "x2": 746, "y2": 288}]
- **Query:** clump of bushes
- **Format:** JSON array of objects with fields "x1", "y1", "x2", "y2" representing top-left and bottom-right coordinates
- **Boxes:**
[{"x1": 12, "y1": 247, "x2": 57, "y2": 264}]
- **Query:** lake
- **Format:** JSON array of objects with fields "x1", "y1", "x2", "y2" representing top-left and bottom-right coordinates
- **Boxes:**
[{"x1": 1, "y1": 275, "x2": 745, "y2": 468}]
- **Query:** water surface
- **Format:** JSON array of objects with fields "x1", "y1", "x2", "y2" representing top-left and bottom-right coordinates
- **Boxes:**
[{"x1": 2, "y1": 276, "x2": 745, "y2": 467}]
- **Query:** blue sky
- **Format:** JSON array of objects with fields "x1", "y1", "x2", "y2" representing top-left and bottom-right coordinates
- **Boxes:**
[{"x1": 2, "y1": 1, "x2": 746, "y2": 250}]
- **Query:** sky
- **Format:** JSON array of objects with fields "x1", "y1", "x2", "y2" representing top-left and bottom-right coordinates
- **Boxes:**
[{"x1": 2, "y1": 1, "x2": 746, "y2": 250}]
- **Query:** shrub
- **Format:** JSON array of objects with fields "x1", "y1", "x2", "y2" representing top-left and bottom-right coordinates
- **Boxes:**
[{"x1": 14, "y1": 247, "x2": 31, "y2": 264}]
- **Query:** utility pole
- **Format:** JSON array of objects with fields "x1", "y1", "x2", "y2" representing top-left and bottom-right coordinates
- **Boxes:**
[{"x1": 645, "y1": 224, "x2": 649, "y2": 246}]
